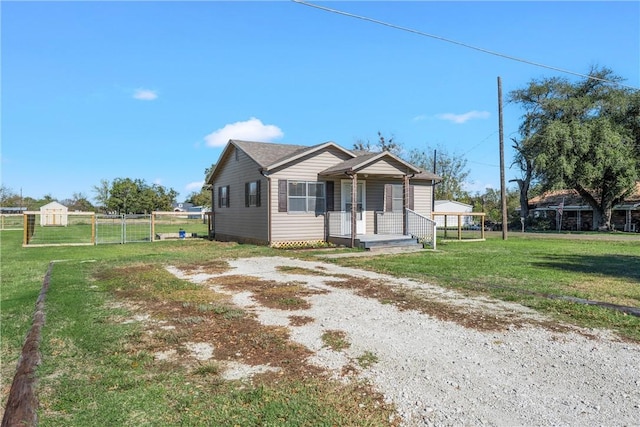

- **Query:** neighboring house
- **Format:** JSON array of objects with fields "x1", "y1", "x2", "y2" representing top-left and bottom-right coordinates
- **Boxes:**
[
  {"x1": 39, "y1": 201, "x2": 68, "y2": 226},
  {"x1": 529, "y1": 183, "x2": 640, "y2": 232},
  {"x1": 173, "y1": 202, "x2": 194, "y2": 212},
  {"x1": 205, "y1": 140, "x2": 441, "y2": 248},
  {"x1": 433, "y1": 200, "x2": 473, "y2": 228}
]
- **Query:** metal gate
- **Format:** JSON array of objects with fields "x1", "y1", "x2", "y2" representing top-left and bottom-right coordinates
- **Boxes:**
[{"x1": 95, "y1": 214, "x2": 152, "y2": 244}]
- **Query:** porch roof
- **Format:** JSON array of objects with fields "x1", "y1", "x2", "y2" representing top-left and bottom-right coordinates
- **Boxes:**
[{"x1": 318, "y1": 151, "x2": 440, "y2": 181}]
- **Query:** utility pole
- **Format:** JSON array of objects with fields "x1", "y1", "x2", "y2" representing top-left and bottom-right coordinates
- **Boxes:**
[{"x1": 498, "y1": 76, "x2": 507, "y2": 240}]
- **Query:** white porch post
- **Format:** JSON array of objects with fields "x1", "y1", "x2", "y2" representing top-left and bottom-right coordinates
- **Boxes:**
[
  {"x1": 403, "y1": 174, "x2": 409, "y2": 235},
  {"x1": 350, "y1": 173, "x2": 357, "y2": 248}
]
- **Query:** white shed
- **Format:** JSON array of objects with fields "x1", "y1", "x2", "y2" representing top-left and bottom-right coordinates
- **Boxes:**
[
  {"x1": 433, "y1": 200, "x2": 473, "y2": 227},
  {"x1": 40, "y1": 201, "x2": 68, "y2": 226}
]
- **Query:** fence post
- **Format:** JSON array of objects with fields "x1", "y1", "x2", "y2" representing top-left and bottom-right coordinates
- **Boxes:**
[
  {"x1": 91, "y1": 214, "x2": 96, "y2": 245},
  {"x1": 151, "y1": 212, "x2": 156, "y2": 242}
]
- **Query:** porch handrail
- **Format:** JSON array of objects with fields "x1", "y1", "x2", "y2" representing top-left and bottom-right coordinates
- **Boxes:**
[{"x1": 406, "y1": 209, "x2": 437, "y2": 250}]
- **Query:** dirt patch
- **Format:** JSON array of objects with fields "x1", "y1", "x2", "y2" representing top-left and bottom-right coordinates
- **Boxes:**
[
  {"x1": 325, "y1": 277, "x2": 576, "y2": 334},
  {"x1": 209, "y1": 274, "x2": 328, "y2": 311}
]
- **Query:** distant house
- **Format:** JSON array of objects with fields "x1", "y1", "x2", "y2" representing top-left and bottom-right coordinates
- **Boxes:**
[
  {"x1": 40, "y1": 201, "x2": 68, "y2": 226},
  {"x1": 173, "y1": 202, "x2": 194, "y2": 212},
  {"x1": 529, "y1": 183, "x2": 640, "y2": 232},
  {"x1": 433, "y1": 200, "x2": 473, "y2": 228},
  {"x1": 205, "y1": 140, "x2": 441, "y2": 248}
]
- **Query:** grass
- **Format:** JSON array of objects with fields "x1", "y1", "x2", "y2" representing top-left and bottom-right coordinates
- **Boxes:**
[
  {"x1": 321, "y1": 330, "x2": 351, "y2": 351},
  {"x1": 0, "y1": 231, "x2": 396, "y2": 426},
  {"x1": 2, "y1": 229, "x2": 639, "y2": 425}
]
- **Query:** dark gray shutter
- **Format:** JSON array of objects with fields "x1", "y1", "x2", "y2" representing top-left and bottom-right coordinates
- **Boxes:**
[
  {"x1": 226, "y1": 185, "x2": 230, "y2": 208},
  {"x1": 325, "y1": 181, "x2": 334, "y2": 212},
  {"x1": 278, "y1": 180, "x2": 287, "y2": 212},
  {"x1": 385, "y1": 184, "x2": 393, "y2": 212},
  {"x1": 256, "y1": 180, "x2": 261, "y2": 207},
  {"x1": 217, "y1": 187, "x2": 222, "y2": 208},
  {"x1": 245, "y1": 183, "x2": 250, "y2": 207}
]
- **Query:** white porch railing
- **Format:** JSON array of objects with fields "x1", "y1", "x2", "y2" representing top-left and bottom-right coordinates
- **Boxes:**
[{"x1": 406, "y1": 209, "x2": 437, "y2": 250}]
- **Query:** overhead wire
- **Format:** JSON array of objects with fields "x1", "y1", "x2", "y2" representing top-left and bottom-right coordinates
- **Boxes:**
[{"x1": 292, "y1": 0, "x2": 639, "y2": 91}]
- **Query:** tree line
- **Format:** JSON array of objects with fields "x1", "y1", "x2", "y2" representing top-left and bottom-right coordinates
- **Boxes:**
[{"x1": 0, "y1": 178, "x2": 208, "y2": 214}]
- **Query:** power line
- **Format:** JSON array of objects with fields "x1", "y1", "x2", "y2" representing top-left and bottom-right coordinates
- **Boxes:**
[{"x1": 292, "y1": 0, "x2": 639, "y2": 91}]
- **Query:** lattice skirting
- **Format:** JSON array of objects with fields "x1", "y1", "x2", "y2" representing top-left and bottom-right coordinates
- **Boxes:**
[{"x1": 270, "y1": 240, "x2": 332, "y2": 249}]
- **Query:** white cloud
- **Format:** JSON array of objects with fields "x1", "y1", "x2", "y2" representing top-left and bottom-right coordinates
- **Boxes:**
[
  {"x1": 185, "y1": 181, "x2": 204, "y2": 192},
  {"x1": 412, "y1": 114, "x2": 428, "y2": 122},
  {"x1": 204, "y1": 117, "x2": 284, "y2": 147},
  {"x1": 436, "y1": 110, "x2": 490, "y2": 124},
  {"x1": 133, "y1": 89, "x2": 158, "y2": 101},
  {"x1": 153, "y1": 178, "x2": 163, "y2": 185}
]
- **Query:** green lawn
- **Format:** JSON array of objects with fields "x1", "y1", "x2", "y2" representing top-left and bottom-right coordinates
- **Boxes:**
[{"x1": 2, "y1": 230, "x2": 639, "y2": 425}]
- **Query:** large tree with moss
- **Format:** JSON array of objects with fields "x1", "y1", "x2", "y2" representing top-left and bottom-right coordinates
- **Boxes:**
[{"x1": 509, "y1": 67, "x2": 639, "y2": 229}]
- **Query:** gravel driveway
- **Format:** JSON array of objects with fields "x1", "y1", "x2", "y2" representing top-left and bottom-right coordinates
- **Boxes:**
[{"x1": 172, "y1": 256, "x2": 640, "y2": 426}]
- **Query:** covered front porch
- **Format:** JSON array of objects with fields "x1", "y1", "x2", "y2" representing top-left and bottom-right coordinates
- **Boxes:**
[
  {"x1": 319, "y1": 151, "x2": 440, "y2": 250},
  {"x1": 326, "y1": 210, "x2": 437, "y2": 250}
]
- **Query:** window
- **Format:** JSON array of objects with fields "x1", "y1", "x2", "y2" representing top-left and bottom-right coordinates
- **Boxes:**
[
  {"x1": 245, "y1": 180, "x2": 261, "y2": 207},
  {"x1": 391, "y1": 184, "x2": 403, "y2": 212},
  {"x1": 218, "y1": 185, "x2": 230, "y2": 208},
  {"x1": 287, "y1": 181, "x2": 325, "y2": 213},
  {"x1": 385, "y1": 183, "x2": 414, "y2": 212}
]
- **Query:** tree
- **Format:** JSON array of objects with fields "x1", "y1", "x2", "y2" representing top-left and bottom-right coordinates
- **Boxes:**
[
  {"x1": 185, "y1": 188, "x2": 211, "y2": 208},
  {"x1": 509, "y1": 67, "x2": 640, "y2": 229},
  {"x1": 106, "y1": 178, "x2": 177, "y2": 214},
  {"x1": 0, "y1": 185, "x2": 18, "y2": 206},
  {"x1": 408, "y1": 146, "x2": 470, "y2": 201},
  {"x1": 92, "y1": 179, "x2": 110, "y2": 213},
  {"x1": 60, "y1": 192, "x2": 95, "y2": 212},
  {"x1": 469, "y1": 187, "x2": 520, "y2": 227},
  {"x1": 509, "y1": 137, "x2": 536, "y2": 219},
  {"x1": 353, "y1": 131, "x2": 403, "y2": 157}
]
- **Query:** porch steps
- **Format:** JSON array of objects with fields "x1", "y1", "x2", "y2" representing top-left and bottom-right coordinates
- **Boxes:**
[{"x1": 357, "y1": 235, "x2": 422, "y2": 251}]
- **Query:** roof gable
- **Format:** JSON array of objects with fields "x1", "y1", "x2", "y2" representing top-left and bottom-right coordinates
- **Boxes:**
[
  {"x1": 319, "y1": 151, "x2": 436, "y2": 179},
  {"x1": 206, "y1": 140, "x2": 355, "y2": 184}
]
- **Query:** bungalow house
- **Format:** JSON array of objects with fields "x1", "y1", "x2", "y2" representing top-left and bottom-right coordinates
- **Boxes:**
[
  {"x1": 205, "y1": 140, "x2": 442, "y2": 249},
  {"x1": 529, "y1": 182, "x2": 640, "y2": 232}
]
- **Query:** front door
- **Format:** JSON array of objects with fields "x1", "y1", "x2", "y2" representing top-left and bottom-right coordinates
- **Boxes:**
[{"x1": 341, "y1": 180, "x2": 366, "y2": 234}]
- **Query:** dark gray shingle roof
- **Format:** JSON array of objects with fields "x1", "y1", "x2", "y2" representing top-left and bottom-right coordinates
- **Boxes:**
[{"x1": 231, "y1": 140, "x2": 310, "y2": 168}]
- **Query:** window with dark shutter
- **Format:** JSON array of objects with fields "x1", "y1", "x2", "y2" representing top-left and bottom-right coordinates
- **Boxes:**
[
  {"x1": 245, "y1": 181, "x2": 261, "y2": 207},
  {"x1": 218, "y1": 186, "x2": 229, "y2": 208},
  {"x1": 385, "y1": 184, "x2": 393, "y2": 212}
]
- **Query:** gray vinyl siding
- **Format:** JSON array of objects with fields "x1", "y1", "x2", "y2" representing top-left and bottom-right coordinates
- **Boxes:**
[
  {"x1": 412, "y1": 181, "x2": 434, "y2": 217},
  {"x1": 212, "y1": 146, "x2": 268, "y2": 243},
  {"x1": 363, "y1": 179, "x2": 385, "y2": 234},
  {"x1": 270, "y1": 147, "x2": 352, "y2": 243}
]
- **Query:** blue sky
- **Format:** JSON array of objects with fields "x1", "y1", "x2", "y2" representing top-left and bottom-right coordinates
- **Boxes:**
[{"x1": 2, "y1": 1, "x2": 638, "y2": 203}]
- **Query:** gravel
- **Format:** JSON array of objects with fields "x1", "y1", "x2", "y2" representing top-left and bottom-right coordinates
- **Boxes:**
[{"x1": 171, "y1": 256, "x2": 640, "y2": 426}]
